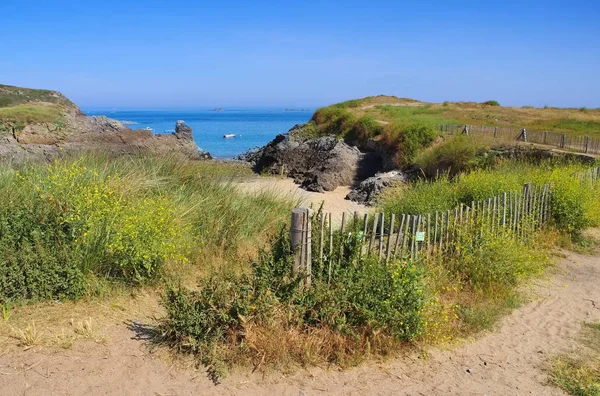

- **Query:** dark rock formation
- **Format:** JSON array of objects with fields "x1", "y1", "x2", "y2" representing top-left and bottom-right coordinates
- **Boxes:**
[
  {"x1": 345, "y1": 170, "x2": 408, "y2": 205},
  {"x1": 252, "y1": 133, "x2": 369, "y2": 192},
  {"x1": 175, "y1": 120, "x2": 193, "y2": 140}
]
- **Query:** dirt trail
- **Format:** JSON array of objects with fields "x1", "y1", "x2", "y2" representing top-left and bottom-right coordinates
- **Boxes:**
[{"x1": 1, "y1": 245, "x2": 598, "y2": 395}]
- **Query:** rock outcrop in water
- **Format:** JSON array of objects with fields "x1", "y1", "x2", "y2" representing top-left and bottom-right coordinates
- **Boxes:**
[{"x1": 0, "y1": 84, "x2": 210, "y2": 162}]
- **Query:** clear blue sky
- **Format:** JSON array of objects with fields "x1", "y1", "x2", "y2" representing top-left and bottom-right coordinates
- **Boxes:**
[{"x1": 1, "y1": 0, "x2": 599, "y2": 108}]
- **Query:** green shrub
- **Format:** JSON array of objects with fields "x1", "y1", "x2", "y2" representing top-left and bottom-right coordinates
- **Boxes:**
[
  {"x1": 380, "y1": 162, "x2": 600, "y2": 236},
  {"x1": 311, "y1": 106, "x2": 356, "y2": 137},
  {"x1": 481, "y1": 100, "x2": 500, "y2": 106},
  {"x1": 380, "y1": 177, "x2": 456, "y2": 215},
  {"x1": 160, "y1": 227, "x2": 426, "y2": 373},
  {"x1": 450, "y1": 226, "x2": 548, "y2": 289},
  {"x1": 0, "y1": 155, "x2": 294, "y2": 303},
  {"x1": 0, "y1": 193, "x2": 85, "y2": 303},
  {"x1": 416, "y1": 135, "x2": 492, "y2": 178},
  {"x1": 344, "y1": 115, "x2": 383, "y2": 142},
  {"x1": 18, "y1": 161, "x2": 186, "y2": 283},
  {"x1": 381, "y1": 123, "x2": 439, "y2": 166}
]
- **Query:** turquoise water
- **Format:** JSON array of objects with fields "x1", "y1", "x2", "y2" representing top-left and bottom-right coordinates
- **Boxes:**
[{"x1": 83, "y1": 109, "x2": 313, "y2": 158}]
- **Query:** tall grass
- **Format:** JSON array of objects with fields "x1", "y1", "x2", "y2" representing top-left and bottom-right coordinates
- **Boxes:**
[
  {"x1": 380, "y1": 161, "x2": 600, "y2": 236},
  {"x1": 0, "y1": 154, "x2": 295, "y2": 302}
]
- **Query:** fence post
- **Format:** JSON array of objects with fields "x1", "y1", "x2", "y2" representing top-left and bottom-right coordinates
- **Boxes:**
[
  {"x1": 561, "y1": 134, "x2": 566, "y2": 148},
  {"x1": 543, "y1": 131, "x2": 548, "y2": 145},
  {"x1": 291, "y1": 208, "x2": 307, "y2": 278},
  {"x1": 462, "y1": 125, "x2": 469, "y2": 135},
  {"x1": 305, "y1": 209, "x2": 312, "y2": 286},
  {"x1": 585, "y1": 136, "x2": 590, "y2": 153},
  {"x1": 494, "y1": 126, "x2": 498, "y2": 138},
  {"x1": 517, "y1": 128, "x2": 527, "y2": 142}
]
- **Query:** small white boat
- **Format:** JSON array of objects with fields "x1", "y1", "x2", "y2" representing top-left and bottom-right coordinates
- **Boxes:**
[{"x1": 223, "y1": 134, "x2": 236, "y2": 138}]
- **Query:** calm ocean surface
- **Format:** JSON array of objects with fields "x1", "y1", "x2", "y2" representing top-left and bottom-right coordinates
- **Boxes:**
[{"x1": 83, "y1": 109, "x2": 313, "y2": 158}]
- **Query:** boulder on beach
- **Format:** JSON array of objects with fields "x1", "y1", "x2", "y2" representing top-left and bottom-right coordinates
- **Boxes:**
[
  {"x1": 250, "y1": 132, "x2": 379, "y2": 192},
  {"x1": 345, "y1": 170, "x2": 408, "y2": 205}
]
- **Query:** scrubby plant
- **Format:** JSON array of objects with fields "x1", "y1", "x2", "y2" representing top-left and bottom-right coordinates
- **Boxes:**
[
  {"x1": 16, "y1": 161, "x2": 186, "y2": 283},
  {"x1": 381, "y1": 161, "x2": 600, "y2": 237},
  {"x1": 481, "y1": 100, "x2": 500, "y2": 106},
  {"x1": 380, "y1": 123, "x2": 439, "y2": 166},
  {"x1": 0, "y1": 155, "x2": 294, "y2": 302},
  {"x1": 161, "y1": 226, "x2": 427, "y2": 376},
  {"x1": 416, "y1": 135, "x2": 493, "y2": 178}
]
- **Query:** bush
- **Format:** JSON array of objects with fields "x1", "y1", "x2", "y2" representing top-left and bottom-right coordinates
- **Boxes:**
[
  {"x1": 160, "y1": 227, "x2": 426, "y2": 374},
  {"x1": 416, "y1": 135, "x2": 493, "y2": 178},
  {"x1": 0, "y1": 155, "x2": 294, "y2": 303},
  {"x1": 450, "y1": 226, "x2": 548, "y2": 289},
  {"x1": 381, "y1": 123, "x2": 439, "y2": 167},
  {"x1": 380, "y1": 177, "x2": 456, "y2": 215},
  {"x1": 344, "y1": 115, "x2": 383, "y2": 143},
  {"x1": 0, "y1": 194, "x2": 85, "y2": 303},
  {"x1": 380, "y1": 162, "x2": 600, "y2": 236},
  {"x1": 481, "y1": 100, "x2": 500, "y2": 106},
  {"x1": 17, "y1": 161, "x2": 186, "y2": 283}
]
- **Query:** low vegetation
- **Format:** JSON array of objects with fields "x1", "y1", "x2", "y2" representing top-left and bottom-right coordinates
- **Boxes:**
[
  {"x1": 0, "y1": 155, "x2": 295, "y2": 303},
  {"x1": 0, "y1": 104, "x2": 65, "y2": 135},
  {"x1": 549, "y1": 322, "x2": 600, "y2": 395},
  {"x1": 380, "y1": 161, "x2": 600, "y2": 238},
  {"x1": 0, "y1": 84, "x2": 76, "y2": 109},
  {"x1": 305, "y1": 96, "x2": 600, "y2": 148},
  {"x1": 159, "y1": 158, "x2": 599, "y2": 377},
  {"x1": 2, "y1": 93, "x2": 600, "y2": 381}
]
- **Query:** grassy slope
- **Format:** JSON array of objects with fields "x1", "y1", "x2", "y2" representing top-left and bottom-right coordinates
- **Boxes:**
[
  {"x1": 0, "y1": 104, "x2": 64, "y2": 124},
  {"x1": 314, "y1": 95, "x2": 600, "y2": 137},
  {"x1": 0, "y1": 84, "x2": 77, "y2": 109},
  {"x1": 0, "y1": 84, "x2": 78, "y2": 134}
]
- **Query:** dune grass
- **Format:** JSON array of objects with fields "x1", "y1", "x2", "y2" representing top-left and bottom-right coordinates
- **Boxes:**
[
  {"x1": 0, "y1": 154, "x2": 296, "y2": 303},
  {"x1": 550, "y1": 322, "x2": 600, "y2": 395}
]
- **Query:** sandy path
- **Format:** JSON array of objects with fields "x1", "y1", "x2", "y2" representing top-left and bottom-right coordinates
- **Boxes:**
[
  {"x1": 1, "y1": 245, "x2": 598, "y2": 395},
  {"x1": 237, "y1": 176, "x2": 369, "y2": 223}
]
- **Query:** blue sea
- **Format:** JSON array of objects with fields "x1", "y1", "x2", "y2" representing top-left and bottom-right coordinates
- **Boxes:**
[{"x1": 83, "y1": 109, "x2": 313, "y2": 158}]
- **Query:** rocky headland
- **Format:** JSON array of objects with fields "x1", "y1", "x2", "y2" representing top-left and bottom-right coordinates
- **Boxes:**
[{"x1": 0, "y1": 84, "x2": 210, "y2": 162}]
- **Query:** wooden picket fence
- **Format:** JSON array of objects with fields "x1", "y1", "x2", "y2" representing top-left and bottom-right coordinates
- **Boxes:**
[
  {"x1": 439, "y1": 124, "x2": 600, "y2": 155},
  {"x1": 290, "y1": 183, "x2": 552, "y2": 286},
  {"x1": 290, "y1": 166, "x2": 600, "y2": 285}
]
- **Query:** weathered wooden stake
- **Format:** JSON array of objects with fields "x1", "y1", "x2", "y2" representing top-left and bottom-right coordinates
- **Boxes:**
[
  {"x1": 306, "y1": 209, "x2": 312, "y2": 286},
  {"x1": 291, "y1": 208, "x2": 306, "y2": 278}
]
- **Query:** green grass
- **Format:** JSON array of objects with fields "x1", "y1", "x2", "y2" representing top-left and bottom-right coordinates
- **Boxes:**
[
  {"x1": 0, "y1": 84, "x2": 76, "y2": 109},
  {"x1": 0, "y1": 154, "x2": 296, "y2": 302},
  {"x1": 0, "y1": 104, "x2": 64, "y2": 124},
  {"x1": 310, "y1": 96, "x2": 600, "y2": 141},
  {"x1": 529, "y1": 119, "x2": 600, "y2": 135},
  {"x1": 380, "y1": 161, "x2": 600, "y2": 236},
  {"x1": 550, "y1": 322, "x2": 600, "y2": 395},
  {"x1": 370, "y1": 104, "x2": 459, "y2": 127}
]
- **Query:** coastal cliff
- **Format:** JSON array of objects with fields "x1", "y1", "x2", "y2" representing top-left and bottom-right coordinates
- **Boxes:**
[{"x1": 0, "y1": 84, "x2": 209, "y2": 161}]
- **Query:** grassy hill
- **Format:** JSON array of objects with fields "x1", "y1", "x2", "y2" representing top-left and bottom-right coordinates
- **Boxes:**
[
  {"x1": 299, "y1": 96, "x2": 600, "y2": 168},
  {"x1": 312, "y1": 95, "x2": 600, "y2": 135},
  {"x1": 0, "y1": 84, "x2": 78, "y2": 135},
  {"x1": 0, "y1": 84, "x2": 77, "y2": 109}
]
